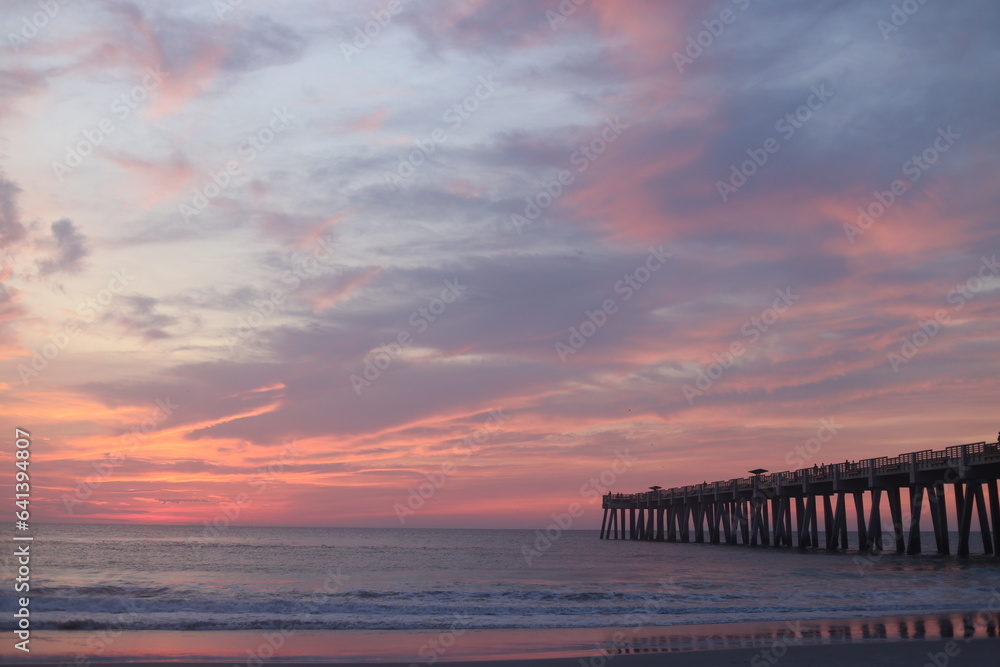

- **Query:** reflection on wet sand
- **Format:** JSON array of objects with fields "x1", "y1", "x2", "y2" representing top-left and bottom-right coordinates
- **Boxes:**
[{"x1": 597, "y1": 612, "x2": 999, "y2": 655}]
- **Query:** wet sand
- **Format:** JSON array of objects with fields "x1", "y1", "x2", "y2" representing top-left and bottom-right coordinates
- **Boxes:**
[
  {"x1": 17, "y1": 641, "x2": 1000, "y2": 666},
  {"x1": 9, "y1": 612, "x2": 1000, "y2": 665}
]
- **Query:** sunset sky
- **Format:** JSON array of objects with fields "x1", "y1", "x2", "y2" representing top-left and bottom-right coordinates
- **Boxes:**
[{"x1": 1, "y1": 0, "x2": 998, "y2": 529}]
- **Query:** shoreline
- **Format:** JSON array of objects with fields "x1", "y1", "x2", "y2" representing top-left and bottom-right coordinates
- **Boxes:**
[
  {"x1": 7, "y1": 611, "x2": 999, "y2": 664},
  {"x1": 15, "y1": 643, "x2": 1000, "y2": 667}
]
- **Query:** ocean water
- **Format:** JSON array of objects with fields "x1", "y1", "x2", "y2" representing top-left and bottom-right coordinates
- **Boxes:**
[{"x1": 2, "y1": 523, "x2": 999, "y2": 632}]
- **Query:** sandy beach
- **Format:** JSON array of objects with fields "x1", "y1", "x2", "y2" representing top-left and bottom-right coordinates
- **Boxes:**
[
  {"x1": 18, "y1": 641, "x2": 1000, "y2": 666},
  {"x1": 9, "y1": 613, "x2": 1000, "y2": 665}
]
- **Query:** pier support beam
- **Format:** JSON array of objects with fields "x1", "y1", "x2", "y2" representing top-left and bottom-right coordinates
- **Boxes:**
[
  {"x1": 832, "y1": 493, "x2": 849, "y2": 550},
  {"x1": 957, "y1": 481, "x2": 993, "y2": 557},
  {"x1": 958, "y1": 482, "x2": 974, "y2": 557},
  {"x1": 808, "y1": 495, "x2": 819, "y2": 549},
  {"x1": 989, "y1": 480, "x2": 1000, "y2": 558},
  {"x1": 784, "y1": 498, "x2": 793, "y2": 547},
  {"x1": 824, "y1": 495, "x2": 834, "y2": 551},
  {"x1": 938, "y1": 484, "x2": 951, "y2": 555},
  {"x1": 854, "y1": 492, "x2": 868, "y2": 554},
  {"x1": 694, "y1": 503, "x2": 705, "y2": 543},
  {"x1": 761, "y1": 500, "x2": 770, "y2": 546},
  {"x1": 721, "y1": 502, "x2": 734, "y2": 544},
  {"x1": 928, "y1": 485, "x2": 948, "y2": 555},
  {"x1": 907, "y1": 485, "x2": 924, "y2": 555},
  {"x1": 867, "y1": 489, "x2": 882, "y2": 554},
  {"x1": 973, "y1": 483, "x2": 993, "y2": 555},
  {"x1": 771, "y1": 498, "x2": 783, "y2": 548},
  {"x1": 750, "y1": 498, "x2": 771, "y2": 546},
  {"x1": 795, "y1": 497, "x2": 807, "y2": 548},
  {"x1": 953, "y1": 482, "x2": 965, "y2": 553},
  {"x1": 887, "y1": 487, "x2": 905, "y2": 553},
  {"x1": 750, "y1": 498, "x2": 768, "y2": 546}
]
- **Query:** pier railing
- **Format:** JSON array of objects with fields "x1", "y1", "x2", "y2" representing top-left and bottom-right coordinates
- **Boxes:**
[{"x1": 605, "y1": 441, "x2": 1000, "y2": 503}]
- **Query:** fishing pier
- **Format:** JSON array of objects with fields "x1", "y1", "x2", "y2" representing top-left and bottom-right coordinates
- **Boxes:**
[{"x1": 601, "y1": 440, "x2": 1000, "y2": 557}]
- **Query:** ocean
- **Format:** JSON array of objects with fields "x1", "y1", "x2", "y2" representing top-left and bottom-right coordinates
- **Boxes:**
[{"x1": 4, "y1": 523, "x2": 1000, "y2": 634}]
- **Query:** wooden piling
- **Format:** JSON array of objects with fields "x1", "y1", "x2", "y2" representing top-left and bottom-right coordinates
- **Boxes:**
[
  {"x1": 989, "y1": 479, "x2": 1000, "y2": 557},
  {"x1": 907, "y1": 485, "x2": 924, "y2": 555},
  {"x1": 867, "y1": 488, "x2": 882, "y2": 554}
]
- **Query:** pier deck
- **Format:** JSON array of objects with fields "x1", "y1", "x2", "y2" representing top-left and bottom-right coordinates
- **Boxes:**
[{"x1": 601, "y1": 440, "x2": 1000, "y2": 557}]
